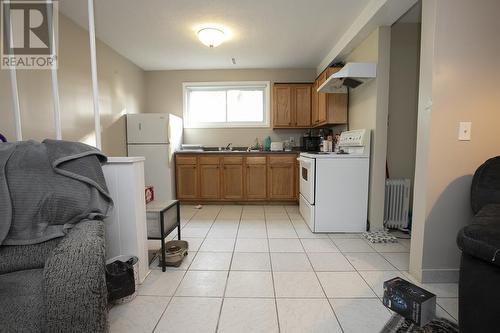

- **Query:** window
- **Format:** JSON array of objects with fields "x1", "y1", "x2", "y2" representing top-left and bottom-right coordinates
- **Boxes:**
[{"x1": 183, "y1": 81, "x2": 270, "y2": 128}]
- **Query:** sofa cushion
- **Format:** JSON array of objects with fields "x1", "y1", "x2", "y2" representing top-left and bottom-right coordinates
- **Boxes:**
[
  {"x1": 0, "y1": 269, "x2": 44, "y2": 332},
  {"x1": 0, "y1": 238, "x2": 60, "y2": 274},
  {"x1": 471, "y1": 156, "x2": 500, "y2": 214},
  {"x1": 457, "y1": 205, "x2": 500, "y2": 267}
]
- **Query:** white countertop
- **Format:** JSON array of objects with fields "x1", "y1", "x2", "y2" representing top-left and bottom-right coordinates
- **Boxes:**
[{"x1": 106, "y1": 156, "x2": 145, "y2": 163}]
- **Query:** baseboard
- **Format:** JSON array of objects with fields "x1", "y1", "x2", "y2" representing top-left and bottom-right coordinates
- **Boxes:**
[{"x1": 421, "y1": 269, "x2": 459, "y2": 283}]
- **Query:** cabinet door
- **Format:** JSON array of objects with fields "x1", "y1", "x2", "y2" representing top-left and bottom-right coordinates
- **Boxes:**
[
  {"x1": 245, "y1": 157, "x2": 267, "y2": 200},
  {"x1": 273, "y1": 85, "x2": 292, "y2": 127},
  {"x1": 199, "y1": 164, "x2": 220, "y2": 199},
  {"x1": 176, "y1": 164, "x2": 198, "y2": 199},
  {"x1": 294, "y1": 85, "x2": 311, "y2": 127},
  {"x1": 318, "y1": 72, "x2": 327, "y2": 123},
  {"x1": 311, "y1": 80, "x2": 319, "y2": 125},
  {"x1": 222, "y1": 158, "x2": 244, "y2": 200},
  {"x1": 268, "y1": 156, "x2": 296, "y2": 200},
  {"x1": 326, "y1": 93, "x2": 348, "y2": 124}
]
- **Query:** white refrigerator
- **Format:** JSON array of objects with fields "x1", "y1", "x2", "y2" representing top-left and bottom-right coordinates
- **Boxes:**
[{"x1": 127, "y1": 113, "x2": 183, "y2": 201}]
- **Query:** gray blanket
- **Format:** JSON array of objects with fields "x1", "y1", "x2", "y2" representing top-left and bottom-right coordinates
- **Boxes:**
[{"x1": 0, "y1": 139, "x2": 112, "y2": 245}]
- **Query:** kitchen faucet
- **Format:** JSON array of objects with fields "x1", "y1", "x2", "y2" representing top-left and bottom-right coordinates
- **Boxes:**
[{"x1": 225, "y1": 143, "x2": 232, "y2": 151}]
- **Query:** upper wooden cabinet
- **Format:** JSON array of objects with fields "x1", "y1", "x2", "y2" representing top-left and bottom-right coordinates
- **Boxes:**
[
  {"x1": 312, "y1": 67, "x2": 348, "y2": 127},
  {"x1": 273, "y1": 84, "x2": 312, "y2": 128}
]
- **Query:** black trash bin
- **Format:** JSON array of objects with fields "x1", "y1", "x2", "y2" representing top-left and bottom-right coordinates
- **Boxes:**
[{"x1": 106, "y1": 255, "x2": 139, "y2": 304}]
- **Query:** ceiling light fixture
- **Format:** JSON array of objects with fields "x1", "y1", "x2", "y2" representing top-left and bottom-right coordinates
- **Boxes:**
[{"x1": 197, "y1": 27, "x2": 225, "y2": 48}]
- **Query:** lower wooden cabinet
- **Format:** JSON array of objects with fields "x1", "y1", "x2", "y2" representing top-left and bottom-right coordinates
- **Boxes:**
[
  {"x1": 222, "y1": 164, "x2": 244, "y2": 199},
  {"x1": 176, "y1": 164, "x2": 198, "y2": 199},
  {"x1": 245, "y1": 157, "x2": 267, "y2": 200},
  {"x1": 175, "y1": 153, "x2": 298, "y2": 202},
  {"x1": 268, "y1": 156, "x2": 296, "y2": 200}
]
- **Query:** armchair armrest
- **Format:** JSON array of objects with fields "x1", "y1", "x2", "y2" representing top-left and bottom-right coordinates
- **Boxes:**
[{"x1": 43, "y1": 220, "x2": 108, "y2": 332}]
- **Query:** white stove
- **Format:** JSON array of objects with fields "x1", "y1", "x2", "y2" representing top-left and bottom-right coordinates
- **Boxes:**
[{"x1": 298, "y1": 129, "x2": 370, "y2": 233}]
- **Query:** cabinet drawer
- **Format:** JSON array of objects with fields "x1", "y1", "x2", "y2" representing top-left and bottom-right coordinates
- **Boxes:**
[
  {"x1": 176, "y1": 156, "x2": 197, "y2": 165},
  {"x1": 246, "y1": 156, "x2": 266, "y2": 165},
  {"x1": 269, "y1": 155, "x2": 296, "y2": 165},
  {"x1": 223, "y1": 156, "x2": 243, "y2": 165},
  {"x1": 199, "y1": 156, "x2": 220, "y2": 165}
]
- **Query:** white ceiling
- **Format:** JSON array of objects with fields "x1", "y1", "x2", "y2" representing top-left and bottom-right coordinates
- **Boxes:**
[{"x1": 59, "y1": 0, "x2": 371, "y2": 70}]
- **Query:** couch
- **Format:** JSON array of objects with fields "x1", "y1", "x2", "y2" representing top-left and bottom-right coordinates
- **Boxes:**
[
  {"x1": 457, "y1": 156, "x2": 500, "y2": 333},
  {"x1": 0, "y1": 220, "x2": 108, "y2": 332}
]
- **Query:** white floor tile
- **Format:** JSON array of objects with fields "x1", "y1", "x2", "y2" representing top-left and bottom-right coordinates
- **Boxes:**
[
  {"x1": 358, "y1": 271, "x2": 406, "y2": 297},
  {"x1": 307, "y1": 253, "x2": 355, "y2": 272},
  {"x1": 231, "y1": 252, "x2": 271, "y2": 271},
  {"x1": 267, "y1": 226, "x2": 298, "y2": 239},
  {"x1": 436, "y1": 304, "x2": 458, "y2": 323},
  {"x1": 189, "y1": 252, "x2": 232, "y2": 271},
  {"x1": 218, "y1": 298, "x2": 279, "y2": 333},
  {"x1": 422, "y1": 283, "x2": 459, "y2": 298},
  {"x1": 369, "y1": 242, "x2": 409, "y2": 253},
  {"x1": 270, "y1": 253, "x2": 313, "y2": 272},
  {"x1": 344, "y1": 252, "x2": 396, "y2": 271},
  {"x1": 175, "y1": 271, "x2": 228, "y2": 297},
  {"x1": 237, "y1": 226, "x2": 268, "y2": 239},
  {"x1": 235, "y1": 238, "x2": 269, "y2": 252},
  {"x1": 273, "y1": 272, "x2": 324, "y2": 298},
  {"x1": 332, "y1": 239, "x2": 375, "y2": 252},
  {"x1": 181, "y1": 227, "x2": 210, "y2": 238},
  {"x1": 301, "y1": 239, "x2": 339, "y2": 253},
  {"x1": 294, "y1": 224, "x2": 329, "y2": 239},
  {"x1": 225, "y1": 271, "x2": 274, "y2": 298},
  {"x1": 183, "y1": 237, "x2": 204, "y2": 252},
  {"x1": 437, "y1": 298, "x2": 459, "y2": 320},
  {"x1": 138, "y1": 270, "x2": 185, "y2": 296},
  {"x1": 381, "y1": 253, "x2": 410, "y2": 271},
  {"x1": 317, "y1": 272, "x2": 376, "y2": 298},
  {"x1": 109, "y1": 296, "x2": 170, "y2": 333},
  {"x1": 199, "y1": 238, "x2": 235, "y2": 252},
  {"x1": 206, "y1": 225, "x2": 238, "y2": 239},
  {"x1": 330, "y1": 298, "x2": 391, "y2": 333},
  {"x1": 269, "y1": 238, "x2": 304, "y2": 252},
  {"x1": 276, "y1": 298, "x2": 342, "y2": 333},
  {"x1": 154, "y1": 297, "x2": 222, "y2": 333},
  {"x1": 328, "y1": 233, "x2": 362, "y2": 239}
]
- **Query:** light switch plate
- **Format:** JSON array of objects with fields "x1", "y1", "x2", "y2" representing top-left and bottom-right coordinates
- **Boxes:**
[{"x1": 458, "y1": 122, "x2": 472, "y2": 141}]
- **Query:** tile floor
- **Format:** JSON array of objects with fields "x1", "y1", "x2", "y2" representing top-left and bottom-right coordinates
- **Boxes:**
[{"x1": 109, "y1": 205, "x2": 459, "y2": 333}]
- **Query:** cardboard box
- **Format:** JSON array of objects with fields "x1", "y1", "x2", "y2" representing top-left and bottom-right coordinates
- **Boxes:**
[{"x1": 383, "y1": 277, "x2": 436, "y2": 326}]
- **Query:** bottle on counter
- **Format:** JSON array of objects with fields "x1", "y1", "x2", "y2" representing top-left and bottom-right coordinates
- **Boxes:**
[{"x1": 264, "y1": 136, "x2": 272, "y2": 151}]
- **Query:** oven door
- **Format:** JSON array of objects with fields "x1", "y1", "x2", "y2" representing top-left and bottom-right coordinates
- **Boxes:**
[{"x1": 298, "y1": 156, "x2": 315, "y2": 204}]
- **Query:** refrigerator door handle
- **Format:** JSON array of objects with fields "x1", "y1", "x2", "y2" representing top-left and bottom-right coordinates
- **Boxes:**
[{"x1": 139, "y1": 122, "x2": 141, "y2": 131}]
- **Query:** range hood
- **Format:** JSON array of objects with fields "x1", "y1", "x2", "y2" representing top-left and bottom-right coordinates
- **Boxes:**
[{"x1": 317, "y1": 62, "x2": 376, "y2": 93}]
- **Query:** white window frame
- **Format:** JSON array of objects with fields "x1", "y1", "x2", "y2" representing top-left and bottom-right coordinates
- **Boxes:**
[{"x1": 182, "y1": 81, "x2": 271, "y2": 128}]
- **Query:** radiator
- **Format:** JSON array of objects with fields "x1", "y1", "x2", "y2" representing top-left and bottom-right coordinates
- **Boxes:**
[{"x1": 384, "y1": 178, "x2": 411, "y2": 229}]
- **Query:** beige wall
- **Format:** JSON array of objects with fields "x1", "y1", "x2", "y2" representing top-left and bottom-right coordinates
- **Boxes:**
[
  {"x1": 0, "y1": 14, "x2": 145, "y2": 156},
  {"x1": 410, "y1": 0, "x2": 500, "y2": 282},
  {"x1": 144, "y1": 69, "x2": 316, "y2": 147},
  {"x1": 387, "y1": 23, "x2": 420, "y2": 183},
  {"x1": 345, "y1": 27, "x2": 391, "y2": 231}
]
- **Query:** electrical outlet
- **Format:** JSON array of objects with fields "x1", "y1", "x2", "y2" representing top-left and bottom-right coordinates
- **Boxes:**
[
  {"x1": 458, "y1": 122, "x2": 472, "y2": 141},
  {"x1": 289, "y1": 137, "x2": 295, "y2": 144}
]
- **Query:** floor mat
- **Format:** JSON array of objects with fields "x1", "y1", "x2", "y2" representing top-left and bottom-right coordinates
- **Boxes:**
[{"x1": 380, "y1": 314, "x2": 459, "y2": 333}]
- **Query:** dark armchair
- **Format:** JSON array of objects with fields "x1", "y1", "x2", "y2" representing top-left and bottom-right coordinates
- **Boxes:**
[{"x1": 457, "y1": 156, "x2": 500, "y2": 333}]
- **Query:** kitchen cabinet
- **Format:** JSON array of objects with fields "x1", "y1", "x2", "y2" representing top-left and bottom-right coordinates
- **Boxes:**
[
  {"x1": 175, "y1": 156, "x2": 198, "y2": 200},
  {"x1": 175, "y1": 153, "x2": 298, "y2": 202},
  {"x1": 245, "y1": 157, "x2": 267, "y2": 200},
  {"x1": 273, "y1": 84, "x2": 311, "y2": 128},
  {"x1": 222, "y1": 157, "x2": 244, "y2": 200},
  {"x1": 273, "y1": 85, "x2": 292, "y2": 127},
  {"x1": 311, "y1": 80, "x2": 319, "y2": 125},
  {"x1": 199, "y1": 156, "x2": 220, "y2": 199},
  {"x1": 268, "y1": 155, "x2": 296, "y2": 200},
  {"x1": 312, "y1": 67, "x2": 348, "y2": 127}
]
